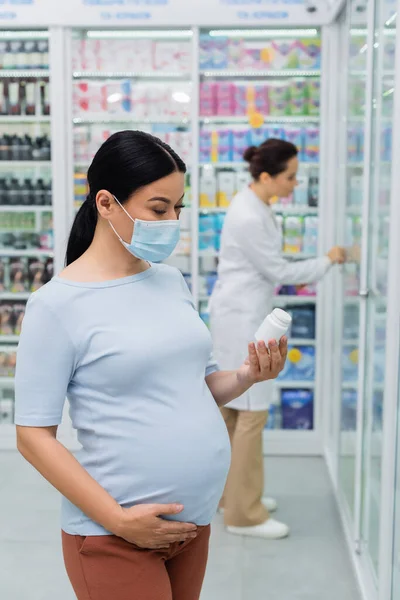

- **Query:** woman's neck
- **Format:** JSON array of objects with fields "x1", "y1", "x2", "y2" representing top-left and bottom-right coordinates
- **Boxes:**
[
  {"x1": 250, "y1": 181, "x2": 272, "y2": 205},
  {"x1": 62, "y1": 222, "x2": 149, "y2": 282}
]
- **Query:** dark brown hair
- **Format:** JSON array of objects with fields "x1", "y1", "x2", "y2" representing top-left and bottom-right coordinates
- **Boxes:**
[{"x1": 244, "y1": 138, "x2": 298, "y2": 180}]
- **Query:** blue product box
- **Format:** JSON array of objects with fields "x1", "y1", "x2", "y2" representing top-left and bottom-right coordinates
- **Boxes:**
[
  {"x1": 288, "y1": 306, "x2": 316, "y2": 339},
  {"x1": 199, "y1": 214, "x2": 216, "y2": 251},
  {"x1": 269, "y1": 126, "x2": 285, "y2": 140},
  {"x1": 281, "y1": 389, "x2": 314, "y2": 430},
  {"x1": 304, "y1": 127, "x2": 319, "y2": 163},
  {"x1": 279, "y1": 346, "x2": 315, "y2": 382},
  {"x1": 120, "y1": 79, "x2": 132, "y2": 113},
  {"x1": 232, "y1": 130, "x2": 251, "y2": 162},
  {"x1": 206, "y1": 273, "x2": 218, "y2": 296},
  {"x1": 200, "y1": 131, "x2": 212, "y2": 163},
  {"x1": 212, "y1": 38, "x2": 229, "y2": 70},
  {"x1": 250, "y1": 127, "x2": 269, "y2": 147},
  {"x1": 199, "y1": 35, "x2": 213, "y2": 70},
  {"x1": 284, "y1": 126, "x2": 304, "y2": 149},
  {"x1": 342, "y1": 346, "x2": 359, "y2": 382},
  {"x1": 214, "y1": 212, "x2": 226, "y2": 234},
  {"x1": 217, "y1": 130, "x2": 233, "y2": 162}
]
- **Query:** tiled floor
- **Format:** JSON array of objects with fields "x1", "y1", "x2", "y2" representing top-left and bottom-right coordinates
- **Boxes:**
[{"x1": 0, "y1": 452, "x2": 361, "y2": 600}]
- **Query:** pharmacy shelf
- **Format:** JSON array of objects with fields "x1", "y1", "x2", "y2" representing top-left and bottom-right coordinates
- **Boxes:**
[
  {"x1": 200, "y1": 162, "x2": 319, "y2": 169},
  {"x1": 0, "y1": 292, "x2": 30, "y2": 301},
  {"x1": 0, "y1": 70, "x2": 50, "y2": 78},
  {"x1": 73, "y1": 71, "x2": 190, "y2": 79},
  {"x1": 198, "y1": 250, "x2": 317, "y2": 260},
  {"x1": 0, "y1": 336, "x2": 19, "y2": 344},
  {"x1": 73, "y1": 116, "x2": 190, "y2": 125},
  {"x1": 199, "y1": 294, "x2": 317, "y2": 305},
  {"x1": 201, "y1": 69, "x2": 321, "y2": 78},
  {"x1": 274, "y1": 295, "x2": 317, "y2": 305},
  {"x1": 0, "y1": 378, "x2": 15, "y2": 387},
  {"x1": 283, "y1": 252, "x2": 317, "y2": 259},
  {"x1": 346, "y1": 205, "x2": 390, "y2": 216},
  {"x1": 274, "y1": 206, "x2": 319, "y2": 215},
  {"x1": 350, "y1": 69, "x2": 395, "y2": 78},
  {"x1": 0, "y1": 206, "x2": 52, "y2": 213},
  {"x1": 0, "y1": 116, "x2": 50, "y2": 123},
  {"x1": 200, "y1": 115, "x2": 320, "y2": 124},
  {"x1": 0, "y1": 249, "x2": 53, "y2": 258},
  {"x1": 199, "y1": 205, "x2": 318, "y2": 215},
  {"x1": 342, "y1": 381, "x2": 384, "y2": 392},
  {"x1": 0, "y1": 161, "x2": 51, "y2": 168},
  {"x1": 347, "y1": 161, "x2": 391, "y2": 169},
  {"x1": 274, "y1": 380, "x2": 315, "y2": 389},
  {"x1": 289, "y1": 338, "x2": 316, "y2": 346}
]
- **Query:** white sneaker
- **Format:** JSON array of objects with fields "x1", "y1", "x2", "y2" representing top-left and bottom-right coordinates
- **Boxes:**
[
  {"x1": 218, "y1": 496, "x2": 278, "y2": 515},
  {"x1": 227, "y1": 518, "x2": 290, "y2": 540}
]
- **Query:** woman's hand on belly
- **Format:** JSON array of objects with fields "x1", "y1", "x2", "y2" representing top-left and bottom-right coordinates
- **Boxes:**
[{"x1": 114, "y1": 503, "x2": 198, "y2": 549}]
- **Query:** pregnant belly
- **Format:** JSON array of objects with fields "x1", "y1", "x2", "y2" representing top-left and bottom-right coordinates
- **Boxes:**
[{"x1": 80, "y1": 408, "x2": 231, "y2": 526}]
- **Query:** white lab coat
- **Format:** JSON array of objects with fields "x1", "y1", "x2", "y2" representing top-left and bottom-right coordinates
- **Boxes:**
[{"x1": 209, "y1": 186, "x2": 331, "y2": 411}]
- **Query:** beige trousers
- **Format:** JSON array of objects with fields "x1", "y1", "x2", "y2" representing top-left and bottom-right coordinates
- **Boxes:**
[{"x1": 220, "y1": 407, "x2": 269, "y2": 527}]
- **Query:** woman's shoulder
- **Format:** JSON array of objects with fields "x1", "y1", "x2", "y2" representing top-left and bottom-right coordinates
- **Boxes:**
[{"x1": 25, "y1": 277, "x2": 78, "y2": 318}]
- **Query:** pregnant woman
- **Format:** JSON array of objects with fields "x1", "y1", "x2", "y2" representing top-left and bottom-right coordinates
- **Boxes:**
[{"x1": 14, "y1": 130, "x2": 287, "y2": 600}]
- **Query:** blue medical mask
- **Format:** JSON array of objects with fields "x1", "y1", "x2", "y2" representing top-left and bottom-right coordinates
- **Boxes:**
[{"x1": 109, "y1": 196, "x2": 181, "y2": 263}]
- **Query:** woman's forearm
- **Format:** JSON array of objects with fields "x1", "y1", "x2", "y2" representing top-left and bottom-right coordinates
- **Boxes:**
[
  {"x1": 206, "y1": 371, "x2": 250, "y2": 407},
  {"x1": 17, "y1": 426, "x2": 124, "y2": 534}
]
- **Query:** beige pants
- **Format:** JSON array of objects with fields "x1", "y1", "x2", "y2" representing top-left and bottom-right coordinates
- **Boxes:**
[{"x1": 220, "y1": 407, "x2": 269, "y2": 527}]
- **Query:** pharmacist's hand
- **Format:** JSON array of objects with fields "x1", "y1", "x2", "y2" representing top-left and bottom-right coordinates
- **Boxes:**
[
  {"x1": 328, "y1": 246, "x2": 346, "y2": 264},
  {"x1": 237, "y1": 338, "x2": 288, "y2": 387},
  {"x1": 114, "y1": 503, "x2": 197, "y2": 550}
]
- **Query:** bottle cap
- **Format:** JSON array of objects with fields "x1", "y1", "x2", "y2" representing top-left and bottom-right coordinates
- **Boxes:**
[{"x1": 271, "y1": 308, "x2": 292, "y2": 328}]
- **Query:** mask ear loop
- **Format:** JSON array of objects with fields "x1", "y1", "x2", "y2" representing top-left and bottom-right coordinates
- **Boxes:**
[
  {"x1": 113, "y1": 194, "x2": 135, "y2": 224},
  {"x1": 109, "y1": 195, "x2": 151, "y2": 267},
  {"x1": 108, "y1": 194, "x2": 134, "y2": 245}
]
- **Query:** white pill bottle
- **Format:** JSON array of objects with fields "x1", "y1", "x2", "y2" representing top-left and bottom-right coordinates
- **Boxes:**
[{"x1": 255, "y1": 308, "x2": 292, "y2": 345}]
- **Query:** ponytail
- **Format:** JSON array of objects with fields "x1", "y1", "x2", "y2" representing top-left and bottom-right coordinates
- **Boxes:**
[{"x1": 65, "y1": 196, "x2": 97, "y2": 265}]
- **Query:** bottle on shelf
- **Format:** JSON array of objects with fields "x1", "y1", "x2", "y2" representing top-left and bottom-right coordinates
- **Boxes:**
[
  {"x1": 44, "y1": 180, "x2": 52, "y2": 206},
  {"x1": 15, "y1": 41, "x2": 25, "y2": 70},
  {"x1": 8, "y1": 179, "x2": 22, "y2": 206},
  {"x1": 24, "y1": 41, "x2": 36, "y2": 70},
  {"x1": 21, "y1": 135, "x2": 32, "y2": 161},
  {"x1": 38, "y1": 40, "x2": 49, "y2": 70},
  {"x1": 31, "y1": 42, "x2": 42, "y2": 71},
  {"x1": 0, "y1": 178, "x2": 10, "y2": 205},
  {"x1": 0, "y1": 82, "x2": 7, "y2": 115},
  {"x1": 41, "y1": 81, "x2": 50, "y2": 116},
  {"x1": 24, "y1": 80, "x2": 37, "y2": 116},
  {"x1": 308, "y1": 175, "x2": 319, "y2": 207},
  {"x1": 21, "y1": 179, "x2": 35, "y2": 206},
  {"x1": 34, "y1": 179, "x2": 46, "y2": 206},
  {"x1": 40, "y1": 135, "x2": 51, "y2": 161},
  {"x1": 0, "y1": 135, "x2": 9, "y2": 160},
  {"x1": 8, "y1": 80, "x2": 21, "y2": 116},
  {"x1": 10, "y1": 136, "x2": 22, "y2": 162}
]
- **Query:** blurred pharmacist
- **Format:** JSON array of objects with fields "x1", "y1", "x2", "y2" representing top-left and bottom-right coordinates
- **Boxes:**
[
  {"x1": 14, "y1": 130, "x2": 288, "y2": 600},
  {"x1": 210, "y1": 138, "x2": 345, "y2": 540}
]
